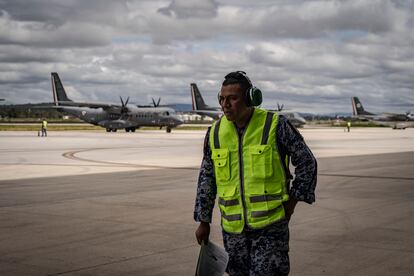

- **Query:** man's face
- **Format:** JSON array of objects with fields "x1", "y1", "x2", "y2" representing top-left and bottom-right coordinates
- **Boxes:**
[{"x1": 219, "y1": 84, "x2": 248, "y2": 122}]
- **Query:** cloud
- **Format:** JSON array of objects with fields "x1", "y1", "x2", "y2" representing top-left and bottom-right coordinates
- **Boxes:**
[
  {"x1": 0, "y1": 11, "x2": 112, "y2": 48},
  {"x1": 0, "y1": 0, "x2": 413, "y2": 114},
  {"x1": 0, "y1": 0, "x2": 128, "y2": 26},
  {"x1": 158, "y1": 0, "x2": 218, "y2": 19}
]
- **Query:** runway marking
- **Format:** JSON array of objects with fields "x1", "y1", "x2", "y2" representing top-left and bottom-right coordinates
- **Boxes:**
[
  {"x1": 62, "y1": 148, "x2": 198, "y2": 171},
  {"x1": 49, "y1": 243, "x2": 196, "y2": 275},
  {"x1": 0, "y1": 162, "x2": 149, "y2": 168},
  {"x1": 319, "y1": 173, "x2": 414, "y2": 181},
  {"x1": 0, "y1": 142, "x2": 196, "y2": 155},
  {"x1": 0, "y1": 149, "x2": 79, "y2": 153}
]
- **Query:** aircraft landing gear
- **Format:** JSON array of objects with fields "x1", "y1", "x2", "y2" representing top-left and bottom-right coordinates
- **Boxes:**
[
  {"x1": 166, "y1": 127, "x2": 172, "y2": 133},
  {"x1": 125, "y1": 127, "x2": 136, "y2": 132}
]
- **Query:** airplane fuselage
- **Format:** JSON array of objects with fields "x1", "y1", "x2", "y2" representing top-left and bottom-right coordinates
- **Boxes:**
[
  {"x1": 356, "y1": 113, "x2": 412, "y2": 122},
  {"x1": 192, "y1": 109, "x2": 222, "y2": 120},
  {"x1": 278, "y1": 111, "x2": 307, "y2": 128},
  {"x1": 57, "y1": 106, "x2": 182, "y2": 130}
]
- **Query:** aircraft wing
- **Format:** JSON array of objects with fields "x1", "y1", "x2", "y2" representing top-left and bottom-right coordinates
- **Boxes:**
[
  {"x1": 56, "y1": 100, "x2": 176, "y2": 113},
  {"x1": 31, "y1": 105, "x2": 60, "y2": 109},
  {"x1": 57, "y1": 100, "x2": 120, "y2": 109},
  {"x1": 382, "y1": 112, "x2": 409, "y2": 121},
  {"x1": 136, "y1": 104, "x2": 176, "y2": 108},
  {"x1": 56, "y1": 101, "x2": 125, "y2": 113}
]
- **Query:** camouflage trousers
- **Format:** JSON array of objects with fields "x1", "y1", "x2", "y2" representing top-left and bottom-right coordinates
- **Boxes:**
[{"x1": 222, "y1": 219, "x2": 290, "y2": 276}]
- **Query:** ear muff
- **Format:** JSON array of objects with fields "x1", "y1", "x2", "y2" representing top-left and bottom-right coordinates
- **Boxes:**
[
  {"x1": 220, "y1": 71, "x2": 263, "y2": 107},
  {"x1": 219, "y1": 87, "x2": 262, "y2": 107},
  {"x1": 247, "y1": 87, "x2": 262, "y2": 107}
]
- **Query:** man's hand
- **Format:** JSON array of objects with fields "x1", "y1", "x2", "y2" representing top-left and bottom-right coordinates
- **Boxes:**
[
  {"x1": 283, "y1": 198, "x2": 298, "y2": 221},
  {"x1": 195, "y1": 221, "x2": 210, "y2": 245}
]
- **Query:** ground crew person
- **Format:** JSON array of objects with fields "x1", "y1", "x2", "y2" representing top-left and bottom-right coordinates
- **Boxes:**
[
  {"x1": 347, "y1": 121, "x2": 351, "y2": 132},
  {"x1": 194, "y1": 71, "x2": 317, "y2": 275},
  {"x1": 41, "y1": 119, "x2": 48, "y2": 137}
]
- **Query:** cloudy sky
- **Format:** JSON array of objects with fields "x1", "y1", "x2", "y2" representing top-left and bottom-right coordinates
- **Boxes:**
[{"x1": 0, "y1": 0, "x2": 413, "y2": 114}]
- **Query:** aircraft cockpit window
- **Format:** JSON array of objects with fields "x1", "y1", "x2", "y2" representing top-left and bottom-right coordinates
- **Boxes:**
[{"x1": 163, "y1": 111, "x2": 170, "y2": 116}]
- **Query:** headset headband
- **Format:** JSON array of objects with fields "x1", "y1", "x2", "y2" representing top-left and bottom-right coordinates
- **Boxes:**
[
  {"x1": 221, "y1": 70, "x2": 262, "y2": 107},
  {"x1": 224, "y1": 71, "x2": 253, "y2": 88}
]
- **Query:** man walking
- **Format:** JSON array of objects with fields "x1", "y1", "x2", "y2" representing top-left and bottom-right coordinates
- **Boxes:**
[{"x1": 194, "y1": 71, "x2": 317, "y2": 275}]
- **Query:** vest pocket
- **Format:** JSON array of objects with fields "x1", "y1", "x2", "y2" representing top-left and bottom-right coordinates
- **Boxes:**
[
  {"x1": 212, "y1": 148, "x2": 230, "y2": 181},
  {"x1": 219, "y1": 194, "x2": 241, "y2": 219},
  {"x1": 250, "y1": 145, "x2": 273, "y2": 179},
  {"x1": 249, "y1": 194, "x2": 283, "y2": 214},
  {"x1": 218, "y1": 186, "x2": 243, "y2": 232},
  {"x1": 248, "y1": 194, "x2": 285, "y2": 226}
]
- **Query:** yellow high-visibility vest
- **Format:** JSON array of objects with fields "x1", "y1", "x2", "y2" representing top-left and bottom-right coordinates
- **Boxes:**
[
  {"x1": 210, "y1": 108, "x2": 289, "y2": 233},
  {"x1": 42, "y1": 121, "x2": 48, "y2": 128}
]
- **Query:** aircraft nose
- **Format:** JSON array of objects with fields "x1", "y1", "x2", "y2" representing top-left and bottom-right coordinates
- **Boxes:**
[
  {"x1": 173, "y1": 116, "x2": 184, "y2": 125},
  {"x1": 165, "y1": 115, "x2": 183, "y2": 126}
]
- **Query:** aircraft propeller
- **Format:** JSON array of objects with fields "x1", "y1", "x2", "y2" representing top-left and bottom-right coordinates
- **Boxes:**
[
  {"x1": 119, "y1": 96, "x2": 130, "y2": 118},
  {"x1": 119, "y1": 96, "x2": 129, "y2": 114},
  {"x1": 152, "y1": 97, "x2": 161, "y2": 107}
]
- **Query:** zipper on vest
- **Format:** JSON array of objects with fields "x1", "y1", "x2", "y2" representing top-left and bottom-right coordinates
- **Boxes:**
[{"x1": 234, "y1": 124, "x2": 249, "y2": 229}]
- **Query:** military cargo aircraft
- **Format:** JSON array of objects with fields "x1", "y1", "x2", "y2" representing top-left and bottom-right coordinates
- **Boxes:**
[
  {"x1": 351, "y1": 97, "x2": 413, "y2": 129},
  {"x1": 190, "y1": 83, "x2": 306, "y2": 127},
  {"x1": 50, "y1": 72, "x2": 183, "y2": 132},
  {"x1": 190, "y1": 83, "x2": 222, "y2": 120}
]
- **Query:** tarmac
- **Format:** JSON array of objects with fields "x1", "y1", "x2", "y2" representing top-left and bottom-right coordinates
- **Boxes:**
[{"x1": 0, "y1": 128, "x2": 413, "y2": 275}]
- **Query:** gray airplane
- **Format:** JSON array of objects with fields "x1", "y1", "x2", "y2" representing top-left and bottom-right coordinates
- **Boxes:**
[
  {"x1": 351, "y1": 97, "x2": 413, "y2": 129},
  {"x1": 190, "y1": 83, "x2": 222, "y2": 120},
  {"x1": 190, "y1": 83, "x2": 306, "y2": 127},
  {"x1": 50, "y1": 72, "x2": 183, "y2": 132}
]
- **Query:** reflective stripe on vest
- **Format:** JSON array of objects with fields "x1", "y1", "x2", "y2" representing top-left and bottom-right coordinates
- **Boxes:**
[
  {"x1": 210, "y1": 108, "x2": 289, "y2": 234},
  {"x1": 251, "y1": 205, "x2": 283, "y2": 218}
]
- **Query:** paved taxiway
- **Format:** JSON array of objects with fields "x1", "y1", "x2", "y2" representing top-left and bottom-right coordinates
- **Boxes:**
[{"x1": 0, "y1": 128, "x2": 413, "y2": 275}]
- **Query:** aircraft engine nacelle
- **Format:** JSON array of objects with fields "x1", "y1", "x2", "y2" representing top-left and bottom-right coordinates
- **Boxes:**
[
  {"x1": 125, "y1": 105, "x2": 140, "y2": 113},
  {"x1": 98, "y1": 120, "x2": 137, "y2": 129}
]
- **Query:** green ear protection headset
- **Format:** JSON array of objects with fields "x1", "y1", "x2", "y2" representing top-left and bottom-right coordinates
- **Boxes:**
[{"x1": 219, "y1": 71, "x2": 262, "y2": 107}]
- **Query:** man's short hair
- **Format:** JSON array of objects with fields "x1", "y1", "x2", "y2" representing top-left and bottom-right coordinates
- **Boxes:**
[{"x1": 222, "y1": 72, "x2": 251, "y2": 94}]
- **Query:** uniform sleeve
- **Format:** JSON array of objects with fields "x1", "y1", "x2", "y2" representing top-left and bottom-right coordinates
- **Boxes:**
[
  {"x1": 193, "y1": 128, "x2": 217, "y2": 223},
  {"x1": 277, "y1": 115, "x2": 317, "y2": 204}
]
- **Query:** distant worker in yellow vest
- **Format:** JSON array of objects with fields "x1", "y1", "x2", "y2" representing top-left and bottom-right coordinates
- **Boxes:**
[
  {"x1": 347, "y1": 121, "x2": 351, "y2": 132},
  {"x1": 41, "y1": 119, "x2": 48, "y2": 137},
  {"x1": 194, "y1": 71, "x2": 317, "y2": 275}
]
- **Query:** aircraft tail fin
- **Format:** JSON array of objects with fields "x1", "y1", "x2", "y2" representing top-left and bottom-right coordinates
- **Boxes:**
[
  {"x1": 51, "y1": 72, "x2": 72, "y2": 106},
  {"x1": 191, "y1": 83, "x2": 209, "y2": 111},
  {"x1": 352, "y1": 97, "x2": 373, "y2": 116}
]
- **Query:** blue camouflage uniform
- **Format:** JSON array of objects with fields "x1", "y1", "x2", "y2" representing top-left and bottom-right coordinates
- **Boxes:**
[{"x1": 194, "y1": 114, "x2": 317, "y2": 276}]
